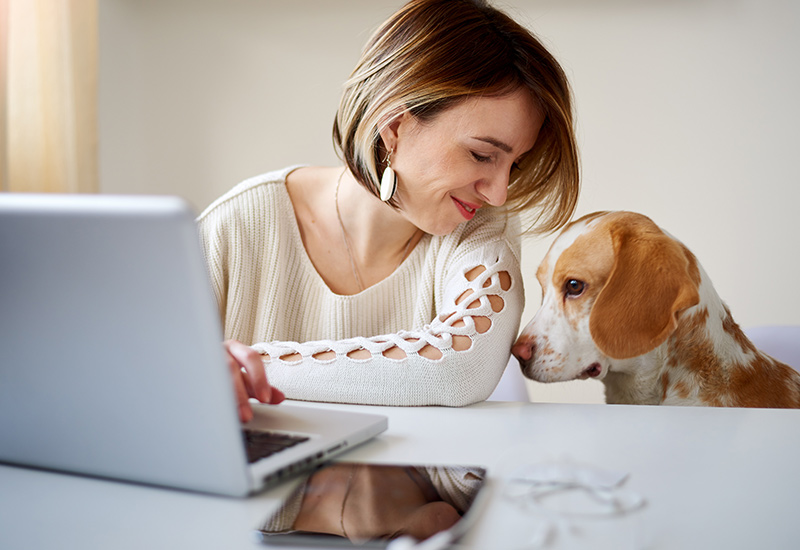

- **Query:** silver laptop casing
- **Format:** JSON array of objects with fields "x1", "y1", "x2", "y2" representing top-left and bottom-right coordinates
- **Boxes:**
[{"x1": 0, "y1": 194, "x2": 386, "y2": 496}]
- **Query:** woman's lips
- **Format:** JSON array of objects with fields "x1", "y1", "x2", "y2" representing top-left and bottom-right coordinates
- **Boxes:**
[{"x1": 452, "y1": 196, "x2": 480, "y2": 220}]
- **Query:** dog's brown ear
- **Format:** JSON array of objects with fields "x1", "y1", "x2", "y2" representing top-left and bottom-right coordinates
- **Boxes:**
[{"x1": 589, "y1": 214, "x2": 700, "y2": 360}]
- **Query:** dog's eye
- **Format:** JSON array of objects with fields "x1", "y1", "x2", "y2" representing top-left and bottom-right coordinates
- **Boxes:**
[{"x1": 564, "y1": 279, "x2": 586, "y2": 297}]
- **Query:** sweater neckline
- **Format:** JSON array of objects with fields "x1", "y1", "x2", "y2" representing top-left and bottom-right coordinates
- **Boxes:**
[{"x1": 277, "y1": 169, "x2": 429, "y2": 298}]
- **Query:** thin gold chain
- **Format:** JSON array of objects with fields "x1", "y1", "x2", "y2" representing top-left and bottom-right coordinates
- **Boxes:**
[
  {"x1": 334, "y1": 169, "x2": 416, "y2": 292},
  {"x1": 335, "y1": 169, "x2": 364, "y2": 292}
]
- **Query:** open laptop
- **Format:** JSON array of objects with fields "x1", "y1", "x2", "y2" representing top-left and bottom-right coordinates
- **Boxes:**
[{"x1": 0, "y1": 193, "x2": 387, "y2": 497}]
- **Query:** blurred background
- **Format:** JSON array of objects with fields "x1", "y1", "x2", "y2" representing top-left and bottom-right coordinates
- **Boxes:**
[{"x1": 4, "y1": 0, "x2": 799, "y2": 402}]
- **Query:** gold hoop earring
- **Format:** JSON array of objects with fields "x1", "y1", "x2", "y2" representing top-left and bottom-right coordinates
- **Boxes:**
[{"x1": 379, "y1": 149, "x2": 397, "y2": 202}]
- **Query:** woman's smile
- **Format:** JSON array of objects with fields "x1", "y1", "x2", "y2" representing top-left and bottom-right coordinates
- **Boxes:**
[{"x1": 451, "y1": 196, "x2": 480, "y2": 220}]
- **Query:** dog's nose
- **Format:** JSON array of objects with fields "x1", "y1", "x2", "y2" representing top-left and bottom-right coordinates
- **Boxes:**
[{"x1": 512, "y1": 337, "x2": 535, "y2": 362}]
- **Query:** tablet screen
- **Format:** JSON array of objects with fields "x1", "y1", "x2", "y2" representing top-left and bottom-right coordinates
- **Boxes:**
[{"x1": 255, "y1": 462, "x2": 487, "y2": 548}]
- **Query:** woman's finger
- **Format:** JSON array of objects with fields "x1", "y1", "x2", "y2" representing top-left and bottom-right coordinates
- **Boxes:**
[
  {"x1": 268, "y1": 386, "x2": 286, "y2": 404},
  {"x1": 226, "y1": 351, "x2": 253, "y2": 423},
  {"x1": 225, "y1": 340, "x2": 272, "y2": 403}
]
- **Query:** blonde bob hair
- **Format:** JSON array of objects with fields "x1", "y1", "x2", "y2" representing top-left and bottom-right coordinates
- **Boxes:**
[{"x1": 333, "y1": 0, "x2": 580, "y2": 234}]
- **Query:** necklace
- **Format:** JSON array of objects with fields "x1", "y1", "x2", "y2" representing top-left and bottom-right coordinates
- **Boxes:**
[
  {"x1": 334, "y1": 169, "x2": 417, "y2": 293},
  {"x1": 340, "y1": 463, "x2": 358, "y2": 539}
]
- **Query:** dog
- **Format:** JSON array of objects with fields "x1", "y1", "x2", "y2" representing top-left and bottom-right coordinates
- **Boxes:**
[{"x1": 512, "y1": 211, "x2": 800, "y2": 408}]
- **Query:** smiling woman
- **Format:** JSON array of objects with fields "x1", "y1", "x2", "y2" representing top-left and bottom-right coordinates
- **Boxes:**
[
  {"x1": 196, "y1": 0, "x2": 580, "y2": 413},
  {"x1": 334, "y1": 0, "x2": 579, "y2": 232}
]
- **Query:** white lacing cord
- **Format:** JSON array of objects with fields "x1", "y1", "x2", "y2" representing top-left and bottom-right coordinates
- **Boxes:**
[{"x1": 253, "y1": 260, "x2": 511, "y2": 363}]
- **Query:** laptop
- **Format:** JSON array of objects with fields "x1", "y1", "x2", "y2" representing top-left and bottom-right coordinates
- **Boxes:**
[{"x1": 0, "y1": 193, "x2": 387, "y2": 497}]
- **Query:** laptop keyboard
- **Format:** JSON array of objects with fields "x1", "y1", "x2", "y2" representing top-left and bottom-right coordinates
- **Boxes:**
[{"x1": 242, "y1": 430, "x2": 310, "y2": 464}]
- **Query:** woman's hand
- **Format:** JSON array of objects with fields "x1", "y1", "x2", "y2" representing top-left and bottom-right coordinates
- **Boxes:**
[{"x1": 224, "y1": 339, "x2": 285, "y2": 423}]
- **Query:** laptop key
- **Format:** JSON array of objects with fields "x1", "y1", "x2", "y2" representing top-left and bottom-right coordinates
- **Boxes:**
[{"x1": 242, "y1": 430, "x2": 310, "y2": 464}]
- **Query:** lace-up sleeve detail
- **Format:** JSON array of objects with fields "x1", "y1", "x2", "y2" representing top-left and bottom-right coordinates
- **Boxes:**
[{"x1": 251, "y1": 239, "x2": 524, "y2": 407}]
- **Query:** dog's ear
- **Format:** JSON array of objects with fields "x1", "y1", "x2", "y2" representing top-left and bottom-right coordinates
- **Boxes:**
[{"x1": 589, "y1": 214, "x2": 700, "y2": 359}]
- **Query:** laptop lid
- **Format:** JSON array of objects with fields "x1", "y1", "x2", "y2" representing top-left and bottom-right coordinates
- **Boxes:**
[{"x1": 0, "y1": 193, "x2": 386, "y2": 497}]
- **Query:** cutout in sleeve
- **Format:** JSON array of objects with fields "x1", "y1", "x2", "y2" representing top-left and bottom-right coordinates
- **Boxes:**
[{"x1": 262, "y1": 259, "x2": 515, "y2": 366}]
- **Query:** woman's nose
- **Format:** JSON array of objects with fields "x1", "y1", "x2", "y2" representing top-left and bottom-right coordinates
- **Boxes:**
[{"x1": 475, "y1": 171, "x2": 509, "y2": 207}]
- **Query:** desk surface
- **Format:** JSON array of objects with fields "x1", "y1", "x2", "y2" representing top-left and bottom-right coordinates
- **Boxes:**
[{"x1": 2, "y1": 400, "x2": 799, "y2": 550}]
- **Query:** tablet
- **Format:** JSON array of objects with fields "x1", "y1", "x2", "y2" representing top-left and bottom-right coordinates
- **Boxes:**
[{"x1": 254, "y1": 462, "x2": 488, "y2": 548}]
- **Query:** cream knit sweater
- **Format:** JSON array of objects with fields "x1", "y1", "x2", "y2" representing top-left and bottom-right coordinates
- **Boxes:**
[{"x1": 197, "y1": 166, "x2": 524, "y2": 407}]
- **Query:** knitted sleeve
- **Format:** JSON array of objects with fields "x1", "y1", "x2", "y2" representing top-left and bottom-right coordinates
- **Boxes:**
[{"x1": 251, "y1": 238, "x2": 523, "y2": 407}]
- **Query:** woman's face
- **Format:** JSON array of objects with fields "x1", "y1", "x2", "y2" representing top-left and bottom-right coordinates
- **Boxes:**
[{"x1": 388, "y1": 89, "x2": 544, "y2": 236}]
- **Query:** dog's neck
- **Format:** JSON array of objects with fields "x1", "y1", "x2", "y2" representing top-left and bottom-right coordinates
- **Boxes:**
[
  {"x1": 602, "y1": 272, "x2": 756, "y2": 406},
  {"x1": 603, "y1": 351, "x2": 668, "y2": 405}
]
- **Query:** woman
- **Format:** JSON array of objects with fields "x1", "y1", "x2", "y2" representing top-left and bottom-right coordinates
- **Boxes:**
[{"x1": 198, "y1": 0, "x2": 579, "y2": 421}]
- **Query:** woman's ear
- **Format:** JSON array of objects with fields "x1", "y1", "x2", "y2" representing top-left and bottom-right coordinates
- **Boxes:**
[
  {"x1": 589, "y1": 214, "x2": 701, "y2": 360},
  {"x1": 377, "y1": 110, "x2": 411, "y2": 153}
]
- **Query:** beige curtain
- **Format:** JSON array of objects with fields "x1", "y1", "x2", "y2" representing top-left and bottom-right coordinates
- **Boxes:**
[
  {"x1": 1, "y1": 0, "x2": 8, "y2": 191},
  {"x1": 2, "y1": 0, "x2": 97, "y2": 193}
]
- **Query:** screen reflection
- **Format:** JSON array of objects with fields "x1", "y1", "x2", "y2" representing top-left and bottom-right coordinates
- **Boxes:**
[{"x1": 258, "y1": 462, "x2": 486, "y2": 547}]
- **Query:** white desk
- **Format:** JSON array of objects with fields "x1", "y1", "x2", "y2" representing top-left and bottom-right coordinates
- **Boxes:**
[{"x1": 1, "y1": 401, "x2": 799, "y2": 549}]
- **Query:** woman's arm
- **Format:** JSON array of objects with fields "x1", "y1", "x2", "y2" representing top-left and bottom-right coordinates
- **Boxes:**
[{"x1": 251, "y1": 240, "x2": 524, "y2": 407}]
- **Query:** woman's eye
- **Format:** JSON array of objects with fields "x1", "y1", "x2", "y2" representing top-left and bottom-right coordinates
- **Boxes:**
[
  {"x1": 471, "y1": 152, "x2": 492, "y2": 163},
  {"x1": 564, "y1": 279, "x2": 586, "y2": 297}
]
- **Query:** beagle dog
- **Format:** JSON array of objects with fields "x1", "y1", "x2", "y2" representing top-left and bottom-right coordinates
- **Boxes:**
[{"x1": 512, "y1": 211, "x2": 800, "y2": 408}]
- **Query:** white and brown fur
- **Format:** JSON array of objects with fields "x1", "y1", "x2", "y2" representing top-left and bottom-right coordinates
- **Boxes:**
[{"x1": 512, "y1": 211, "x2": 800, "y2": 408}]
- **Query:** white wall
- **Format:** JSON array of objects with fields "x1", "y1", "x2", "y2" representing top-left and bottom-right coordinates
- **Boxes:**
[{"x1": 100, "y1": 0, "x2": 800, "y2": 404}]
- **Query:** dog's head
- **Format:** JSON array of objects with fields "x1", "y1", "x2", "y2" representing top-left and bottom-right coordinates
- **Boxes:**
[{"x1": 512, "y1": 211, "x2": 701, "y2": 383}]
